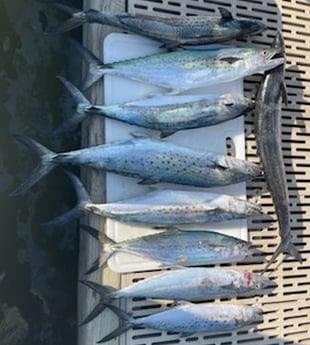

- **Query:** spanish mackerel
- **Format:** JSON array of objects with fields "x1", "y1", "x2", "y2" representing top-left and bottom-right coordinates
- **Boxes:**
[
  {"x1": 92, "y1": 302, "x2": 263, "y2": 342},
  {"x1": 82, "y1": 225, "x2": 254, "y2": 274},
  {"x1": 43, "y1": 171, "x2": 263, "y2": 227},
  {"x1": 72, "y1": 39, "x2": 285, "y2": 91},
  {"x1": 255, "y1": 32, "x2": 302, "y2": 268},
  {"x1": 47, "y1": 5, "x2": 266, "y2": 48},
  {"x1": 79, "y1": 268, "x2": 275, "y2": 326},
  {"x1": 54, "y1": 76, "x2": 253, "y2": 137},
  {"x1": 10, "y1": 134, "x2": 262, "y2": 196}
]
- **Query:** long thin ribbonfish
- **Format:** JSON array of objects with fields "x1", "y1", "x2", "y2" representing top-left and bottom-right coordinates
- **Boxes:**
[
  {"x1": 71, "y1": 39, "x2": 285, "y2": 91},
  {"x1": 92, "y1": 302, "x2": 263, "y2": 342},
  {"x1": 54, "y1": 76, "x2": 254, "y2": 137},
  {"x1": 47, "y1": 5, "x2": 266, "y2": 48},
  {"x1": 10, "y1": 134, "x2": 262, "y2": 196},
  {"x1": 255, "y1": 32, "x2": 302, "y2": 269},
  {"x1": 79, "y1": 267, "x2": 276, "y2": 326},
  {"x1": 43, "y1": 171, "x2": 264, "y2": 227},
  {"x1": 82, "y1": 225, "x2": 254, "y2": 274}
]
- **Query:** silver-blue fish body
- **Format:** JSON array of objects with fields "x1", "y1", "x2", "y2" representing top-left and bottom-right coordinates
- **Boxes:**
[
  {"x1": 88, "y1": 189, "x2": 262, "y2": 225},
  {"x1": 56, "y1": 137, "x2": 262, "y2": 187},
  {"x1": 110, "y1": 229, "x2": 252, "y2": 266},
  {"x1": 101, "y1": 47, "x2": 284, "y2": 92},
  {"x1": 88, "y1": 93, "x2": 253, "y2": 132},
  {"x1": 113, "y1": 267, "x2": 274, "y2": 300},
  {"x1": 132, "y1": 302, "x2": 263, "y2": 334}
]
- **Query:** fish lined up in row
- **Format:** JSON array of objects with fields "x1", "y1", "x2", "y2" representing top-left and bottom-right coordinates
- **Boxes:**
[
  {"x1": 54, "y1": 76, "x2": 254, "y2": 137},
  {"x1": 10, "y1": 134, "x2": 262, "y2": 196},
  {"x1": 71, "y1": 38, "x2": 284, "y2": 91},
  {"x1": 46, "y1": 5, "x2": 266, "y2": 48},
  {"x1": 254, "y1": 32, "x2": 302, "y2": 267},
  {"x1": 43, "y1": 170, "x2": 264, "y2": 228},
  {"x1": 79, "y1": 267, "x2": 276, "y2": 326},
  {"x1": 94, "y1": 302, "x2": 263, "y2": 343},
  {"x1": 82, "y1": 225, "x2": 255, "y2": 274}
]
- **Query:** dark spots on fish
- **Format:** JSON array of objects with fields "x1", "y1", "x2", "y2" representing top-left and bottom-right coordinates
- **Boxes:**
[
  {"x1": 200, "y1": 278, "x2": 213, "y2": 288},
  {"x1": 219, "y1": 57, "x2": 241, "y2": 64}
]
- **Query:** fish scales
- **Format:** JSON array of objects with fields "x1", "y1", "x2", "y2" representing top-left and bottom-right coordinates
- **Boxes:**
[
  {"x1": 107, "y1": 229, "x2": 251, "y2": 266},
  {"x1": 255, "y1": 33, "x2": 302, "y2": 268},
  {"x1": 71, "y1": 38, "x2": 284, "y2": 91},
  {"x1": 80, "y1": 267, "x2": 275, "y2": 313},
  {"x1": 88, "y1": 189, "x2": 263, "y2": 225},
  {"x1": 54, "y1": 77, "x2": 254, "y2": 136},
  {"x1": 133, "y1": 303, "x2": 262, "y2": 333},
  {"x1": 99, "y1": 47, "x2": 284, "y2": 92},
  {"x1": 42, "y1": 172, "x2": 263, "y2": 228},
  {"x1": 48, "y1": 6, "x2": 266, "y2": 47},
  {"x1": 55, "y1": 137, "x2": 260, "y2": 186},
  {"x1": 10, "y1": 136, "x2": 262, "y2": 196},
  {"x1": 96, "y1": 302, "x2": 263, "y2": 342}
]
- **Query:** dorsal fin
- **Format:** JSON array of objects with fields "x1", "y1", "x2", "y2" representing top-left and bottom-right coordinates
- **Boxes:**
[{"x1": 219, "y1": 7, "x2": 233, "y2": 22}]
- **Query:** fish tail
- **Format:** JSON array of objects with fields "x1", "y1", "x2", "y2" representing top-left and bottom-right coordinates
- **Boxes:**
[
  {"x1": 41, "y1": 171, "x2": 92, "y2": 227},
  {"x1": 97, "y1": 305, "x2": 133, "y2": 343},
  {"x1": 263, "y1": 240, "x2": 302, "y2": 272},
  {"x1": 44, "y1": 3, "x2": 87, "y2": 34},
  {"x1": 53, "y1": 76, "x2": 91, "y2": 136},
  {"x1": 10, "y1": 135, "x2": 57, "y2": 196},
  {"x1": 79, "y1": 280, "x2": 116, "y2": 326},
  {"x1": 68, "y1": 38, "x2": 111, "y2": 90},
  {"x1": 81, "y1": 225, "x2": 116, "y2": 274}
]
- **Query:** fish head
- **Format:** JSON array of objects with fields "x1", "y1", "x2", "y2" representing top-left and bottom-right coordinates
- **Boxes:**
[
  {"x1": 250, "y1": 273, "x2": 278, "y2": 290},
  {"x1": 220, "y1": 94, "x2": 255, "y2": 114},
  {"x1": 245, "y1": 306, "x2": 264, "y2": 325},
  {"x1": 249, "y1": 47, "x2": 285, "y2": 74},
  {"x1": 234, "y1": 19, "x2": 267, "y2": 37}
]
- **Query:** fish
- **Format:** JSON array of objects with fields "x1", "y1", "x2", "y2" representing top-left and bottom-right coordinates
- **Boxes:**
[
  {"x1": 70, "y1": 38, "x2": 285, "y2": 91},
  {"x1": 10, "y1": 133, "x2": 262, "y2": 196},
  {"x1": 79, "y1": 267, "x2": 276, "y2": 326},
  {"x1": 91, "y1": 301, "x2": 263, "y2": 342},
  {"x1": 46, "y1": 5, "x2": 266, "y2": 48},
  {"x1": 43, "y1": 171, "x2": 264, "y2": 227},
  {"x1": 81, "y1": 225, "x2": 254, "y2": 274},
  {"x1": 54, "y1": 76, "x2": 254, "y2": 137},
  {"x1": 254, "y1": 32, "x2": 302, "y2": 269}
]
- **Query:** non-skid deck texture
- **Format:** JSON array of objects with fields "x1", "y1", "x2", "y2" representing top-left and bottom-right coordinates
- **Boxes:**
[{"x1": 79, "y1": 1, "x2": 310, "y2": 345}]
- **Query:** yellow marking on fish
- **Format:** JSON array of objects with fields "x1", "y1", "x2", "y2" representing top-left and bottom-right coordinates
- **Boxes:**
[{"x1": 178, "y1": 255, "x2": 188, "y2": 262}]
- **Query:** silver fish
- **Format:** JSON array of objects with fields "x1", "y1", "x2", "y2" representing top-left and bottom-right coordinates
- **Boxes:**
[
  {"x1": 47, "y1": 5, "x2": 266, "y2": 48},
  {"x1": 79, "y1": 267, "x2": 276, "y2": 326},
  {"x1": 10, "y1": 134, "x2": 262, "y2": 196},
  {"x1": 71, "y1": 39, "x2": 285, "y2": 91},
  {"x1": 82, "y1": 225, "x2": 254, "y2": 274},
  {"x1": 43, "y1": 170, "x2": 264, "y2": 227},
  {"x1": 92, "y1": 302, "x2": 263, "y2": 342},
  {"x1": 255, "y1": 32, "x2": 302, "y2": 268},
  {"x1": 54, "y1": 76, "x2": 254, "y2": 137}
]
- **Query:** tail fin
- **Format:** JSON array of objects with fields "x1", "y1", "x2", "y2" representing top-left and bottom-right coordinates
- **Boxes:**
[
  {"x1": 42, "y1": 171, "x2": 92, "y2": 227},
  {"x1": 81, "y1": 225, "x2": 116, "y2": 274},
  {"x1": 68, "y1": 39, "x2": 110, "y2": 90},
  {"x1": 97, "y1": 305, "x2": 133, "y2": 343},
  {"x1": 10, "y1": 135, "x2": 57, "y2": 196},
  {"x1": 53, "y1": 76, "x2": 91, "y2": 136},
  {"x1": 263, "y1": 240, "x2": 302, "y2": 272},
  {"x1": 79, "y1": 280, "x2": 116, "y2": 326},
  {"x1": 44, "y1": 3, "x2": 87, "y2": 34}
]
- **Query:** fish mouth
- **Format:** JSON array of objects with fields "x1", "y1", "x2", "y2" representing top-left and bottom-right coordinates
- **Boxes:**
[{"x1": 265, "y1": 47, "x2": 284, "y2": 60}]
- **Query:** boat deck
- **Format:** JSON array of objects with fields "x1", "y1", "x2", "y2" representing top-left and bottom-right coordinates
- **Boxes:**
[{"x1": 79, "y1": 1, "x2": 310, "y2": 345}]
